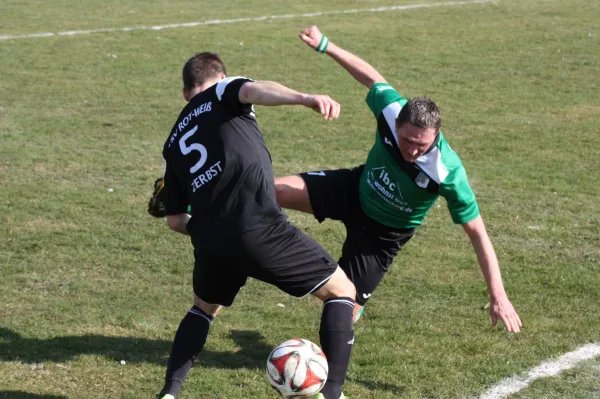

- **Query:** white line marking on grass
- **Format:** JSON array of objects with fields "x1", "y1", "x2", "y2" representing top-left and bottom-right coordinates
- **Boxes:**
[
  {"x1": 479, "y1": 343, "x2": 600, "y2": 399},
  {"x1": 0, "y1": 0, "x2": 496, "y2": 41}
]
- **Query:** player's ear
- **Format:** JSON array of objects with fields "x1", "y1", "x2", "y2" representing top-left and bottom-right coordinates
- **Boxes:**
[{"x1": 182, "y1": 87, "x2": 190, "y2": 102}]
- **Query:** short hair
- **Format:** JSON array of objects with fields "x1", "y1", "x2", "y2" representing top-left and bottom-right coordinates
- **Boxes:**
[
  {"x1": 396, "y1": 97, "x2": 441, "y2": 131},
  {"x1": 182, "y1": 52, "x2": 227, "y2": 89}
]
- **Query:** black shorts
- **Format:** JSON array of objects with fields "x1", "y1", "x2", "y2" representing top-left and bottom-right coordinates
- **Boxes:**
[
  {"x1": 300, "y1": 165, "x2": 414, "y2": 306},
  {"x1": 193, "y1": 221, "x2": 338, "y2": 306}
]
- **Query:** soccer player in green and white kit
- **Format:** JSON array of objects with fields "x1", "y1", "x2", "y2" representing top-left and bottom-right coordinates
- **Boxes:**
[{"x1": 276, "y1": 25, "x2": 522, "y2": 333}]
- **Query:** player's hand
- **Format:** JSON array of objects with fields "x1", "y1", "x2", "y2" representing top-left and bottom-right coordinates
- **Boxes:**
[
  {"x1": 303, "y1": 94, "x2": 340, "y2": 120},
  {"x1": 299, "y1": 25, "x2": 324, "y2": 51},
  {"x1": 490, "y1": 296, "x2": 522, "y2": 333}
]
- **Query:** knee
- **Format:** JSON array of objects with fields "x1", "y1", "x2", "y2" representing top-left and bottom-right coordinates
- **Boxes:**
[
  {"x1": 194, "y1": 296, "x2": 223, "y2": 318},
  {"x1": 335, "y1": 276, "x2": 356, "y2": 300},
  {"x1": 316, "y1": 267, "x2": 356, "y2": 301}
]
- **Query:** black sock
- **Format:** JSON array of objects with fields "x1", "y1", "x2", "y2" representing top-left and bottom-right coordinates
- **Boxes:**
[
  {"x1": 159, "y1": 306, "x2": 213, "y2": 398},
  {"x1": 319, "y1": 297, "x2": 355, "y2": 399}
]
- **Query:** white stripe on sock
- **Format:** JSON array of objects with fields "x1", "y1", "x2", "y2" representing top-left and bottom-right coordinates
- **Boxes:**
[{"x1": 188, "y1": 308, "x2": 213, "y2": 324}]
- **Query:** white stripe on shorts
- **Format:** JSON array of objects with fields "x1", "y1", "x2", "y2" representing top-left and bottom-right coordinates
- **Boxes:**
[{"x1": 304, "y1": 272, "x2": 336, "y2": 297}]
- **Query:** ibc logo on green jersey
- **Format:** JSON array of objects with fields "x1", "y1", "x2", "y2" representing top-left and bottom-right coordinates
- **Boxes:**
[
  {"x1": 378, "y1": 169, "x2": 398, "y2": 193},
  {"x1": 367, "y1": 166, "x2": 413, "y2": 213}
]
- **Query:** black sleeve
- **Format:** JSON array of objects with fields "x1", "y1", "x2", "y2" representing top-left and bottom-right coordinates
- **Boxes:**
[
  {"x1": 216, "y1": 77, "x2": 254, "y2": 113},
  {"x1": 163, "y1": 164, "x2": 188, "y2": 215}
]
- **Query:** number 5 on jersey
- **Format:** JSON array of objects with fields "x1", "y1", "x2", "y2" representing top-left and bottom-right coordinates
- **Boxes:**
[{"x1": 179, "y1": 125, "x2": 208, "y2": 174}]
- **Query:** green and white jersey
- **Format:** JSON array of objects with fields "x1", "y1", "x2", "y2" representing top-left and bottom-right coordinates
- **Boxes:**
[{"x1": 358, "y1": 83, "x2": 480, "y2": 229}]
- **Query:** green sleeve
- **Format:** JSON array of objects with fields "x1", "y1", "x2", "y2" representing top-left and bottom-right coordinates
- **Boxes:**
[
  {"x1": 439, "y1": 165, "x2": 480, "y2": 224},
  {"x1": 365, "y1": 83, "x2": 406, "y2": 118}
]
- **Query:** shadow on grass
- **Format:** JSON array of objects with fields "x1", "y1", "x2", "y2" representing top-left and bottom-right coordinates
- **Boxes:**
[
  {"x1": 197, "y1": 330, "x2": 272, "y2": 370},
  {"x1": 0, "y1": 328, "x2": 402, "y2": 395},
  {"x1": 0, "y1": 392, "x2": 67, "y2": 399},
  {"x1": 0, "y1": 328, "x2": 271, "y2": 370}
]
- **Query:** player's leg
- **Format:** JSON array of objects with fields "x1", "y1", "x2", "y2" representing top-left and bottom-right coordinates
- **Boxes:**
[
  {"x1": 353, "y1": 304, "x2": 364, "y2": 323},
  {"x1": 275, "y1": 167, "x2": 359, "y2": 223},
  {"x1": 157, "y1": 247, "x2": 246, "y2": 399},
  {"x1": 311, "y1": 266, "x2": 356, "y2": 300},
  {"x1": 337, "y1": 231, "x2": 383, "y2": 324},
  {"x1": 311, "y1": 267, "x2": 356, "y2": 399},
  {"x1": 274, "y1": 175, "x2": 314, "y2": 213},
  {"x1": 157, "y1": 297, "x2": 222, "y2": 399},
  {"x1": 243, "y1": 222, "x2": 356, "y2": 399},
  {"x1": 338, "y1": 220, "x2": 415, "y2": 324}
]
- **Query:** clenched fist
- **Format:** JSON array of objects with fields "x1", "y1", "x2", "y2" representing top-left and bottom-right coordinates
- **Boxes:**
[{"x1": 299, "y1": 26, "x2": 326, "y2": 51}]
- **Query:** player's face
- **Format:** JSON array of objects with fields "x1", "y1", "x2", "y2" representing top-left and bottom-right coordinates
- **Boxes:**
[{"x1": 395, "y1": 123, "x2": 438, "y2": 163}]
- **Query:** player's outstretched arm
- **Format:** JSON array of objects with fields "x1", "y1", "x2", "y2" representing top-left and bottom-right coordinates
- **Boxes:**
[
  {"x1": 238, "y1": 80, "x2": 340, "y2": 120},
  {"x1": 299, "y1": 25, "x2": 386, "y2": 89},
  {"x1": 462, "y1": 215, "x2": 523, "y2": 333}
]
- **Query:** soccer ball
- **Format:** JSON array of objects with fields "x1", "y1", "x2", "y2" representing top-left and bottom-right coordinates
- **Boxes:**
[{"x1": 266, "y1": 338, "x2": 328, "y2": 398}]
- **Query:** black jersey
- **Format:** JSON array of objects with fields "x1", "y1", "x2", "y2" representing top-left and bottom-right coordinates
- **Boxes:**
[{"x1": 162, "y1": 76, "x2": 286, "y2": 248}]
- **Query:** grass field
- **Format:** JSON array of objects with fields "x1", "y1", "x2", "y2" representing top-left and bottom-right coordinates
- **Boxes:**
[{"x1": 1, "y1": 0, "x2": 599, "y2": 398}]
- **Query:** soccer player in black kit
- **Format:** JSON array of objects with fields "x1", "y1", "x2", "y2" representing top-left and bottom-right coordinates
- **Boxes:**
[{"x1": 156, "y1": 52, "x2": 355, "y2": 399}]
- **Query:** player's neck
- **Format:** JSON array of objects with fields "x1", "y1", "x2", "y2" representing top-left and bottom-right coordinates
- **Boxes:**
[
  {"x1": 186, "y1": 78, "x2": 221, "y2": 101},
  {"x1": 194, "y1": 80, "x2": 218, "y2": 94}
]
